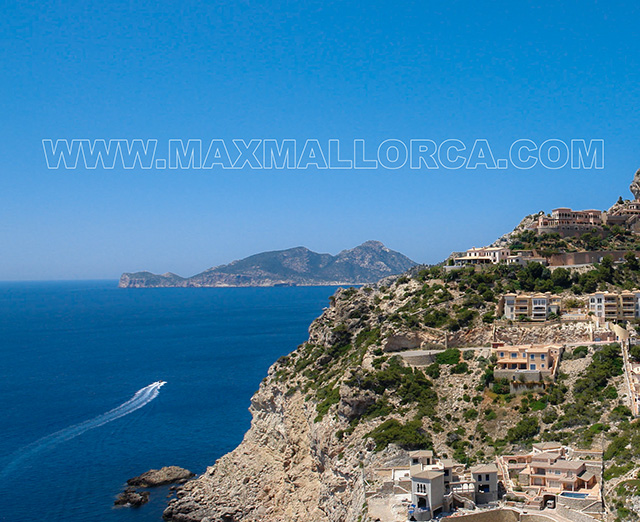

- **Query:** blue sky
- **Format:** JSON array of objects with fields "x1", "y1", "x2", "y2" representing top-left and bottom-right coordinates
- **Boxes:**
[{"x1": 1, "y1": 1, "x2": 639, "y2": 280}]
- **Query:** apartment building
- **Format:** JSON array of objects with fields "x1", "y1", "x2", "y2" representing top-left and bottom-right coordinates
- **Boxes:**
[
  {"x1": 588, "y1": 290, "x2": 640, "y2": 321},
  {"x1": 498, "y1": 292, "x2": 562, "y2": 321},
  {"x1": 493, "y1": 343, "x2": 562, "y2": 382}
]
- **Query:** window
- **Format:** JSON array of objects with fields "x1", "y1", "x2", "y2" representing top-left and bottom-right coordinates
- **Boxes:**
[
  {"x1": 530, "y1": 354, "x2": 535, "y2": 360},
  {"x1": 541, "y1": 364, "x2": 545, "y2": 369},
  {"x1": 541, "y1": 354, "x2": 545, "y2": 360},
  {"x1": 530, "y1": 364, "x2": 536, "y2": 370},
  {"x1": 511, "y1": 353, "x2": 517, "y2": 358},
  {"x1": 485, "y1": 474, "x2": 490, "y2": 481}
]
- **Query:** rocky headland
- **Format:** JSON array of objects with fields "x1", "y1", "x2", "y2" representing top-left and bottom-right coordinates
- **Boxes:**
[
  {"x1": 119, "y1": 241, "x2": 417, "y2": 288},
  {"x1": 163, "y1": 171, "x2": 640, "y2": 522},
  {"x1": 162, "y1": 271, "x2": 634, "y2": 521}
]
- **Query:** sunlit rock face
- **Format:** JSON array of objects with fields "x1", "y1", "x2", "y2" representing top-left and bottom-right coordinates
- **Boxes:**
[{"x1": 630, "y1": 168, "x2": 640, "y2": 200}]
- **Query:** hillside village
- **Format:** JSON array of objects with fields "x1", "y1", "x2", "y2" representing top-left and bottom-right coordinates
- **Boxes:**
[
  {"x1": 164, "y1": 170, "x2": 640, "y2": 522},
  {"x1": 337, "y1": 170, "x2": 640, "y2": 522},
  {"x1": 358, "y1": 171, "x2": 640, "y2": 522}
]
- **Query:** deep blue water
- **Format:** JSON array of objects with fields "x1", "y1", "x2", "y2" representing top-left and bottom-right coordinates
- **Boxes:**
[{"x1": 0, "y1": 281, "x2": 338, "y2": 521}]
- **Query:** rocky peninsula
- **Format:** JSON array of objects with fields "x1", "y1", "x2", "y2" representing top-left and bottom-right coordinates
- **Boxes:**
[{"x1": 119, "y1": 241, "x2": 416, "y2": 288}]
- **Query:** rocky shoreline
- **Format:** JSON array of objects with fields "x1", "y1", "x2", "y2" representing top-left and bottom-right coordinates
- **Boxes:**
[{"x1": 115, "y1": 466, "x2": 194, "y2": 509}]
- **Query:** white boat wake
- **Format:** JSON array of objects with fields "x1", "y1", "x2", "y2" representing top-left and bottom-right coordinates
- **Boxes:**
[{"x1": 0, "y1": 381, "x2": 166, "y2": 479}]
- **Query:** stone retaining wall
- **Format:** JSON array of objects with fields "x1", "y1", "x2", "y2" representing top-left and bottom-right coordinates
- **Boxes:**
[
  {"x1": 556, "y1": 504, "x2": 601, "y2": 522},
  {"x1": 442, "y1": 508, "x2": 519, "y2": 522}
]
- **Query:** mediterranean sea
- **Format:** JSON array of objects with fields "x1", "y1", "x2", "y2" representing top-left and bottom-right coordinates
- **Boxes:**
[{"x1": 0, "y1": 281, "x2": 339, "y2": 521}]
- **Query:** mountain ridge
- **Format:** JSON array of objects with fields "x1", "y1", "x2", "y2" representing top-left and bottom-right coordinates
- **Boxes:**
[{"x1": 118, "y1": 240, "x2": 417, "y2": 288}]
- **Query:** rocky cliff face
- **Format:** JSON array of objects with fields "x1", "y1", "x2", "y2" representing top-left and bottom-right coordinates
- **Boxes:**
[
  {"x1": 630, "y1": 167, "x2": 640, "y2": 200},
  {"x1": 163, "y1": 287, "x2": 379, "y2": 521},
  {"x1": 163, "y1": 266, "x2": 627, "y2": 522},
  {"x1": 163, "y1": 380, "x2": 372, "y2": 522}
]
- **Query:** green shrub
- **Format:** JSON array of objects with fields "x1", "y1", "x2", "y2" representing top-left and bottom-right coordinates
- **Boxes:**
[
  {"x1": 484, "y1": 409, "x2": 497, "y2": 421},
  {"x1": 424, "y1": 363, "x2": 441, "y2": 379},
  {"x1": 463, "y1": 408, "x2": 478, "y2": 421},
  {"x1": 507, "y1": 417, "x2": 539, "y2": 443},
  {"x1": 435, "y1": 348, "x2": 461, "y2": 365},
  {"x1": 492, "y1": 378, "x2": 510, "y2": 395},
  {"x1": 367, "y1": 419, "x2": 432, "y2": 451},
  {"x1": 452, "y1": 362, "x2": 469, "y2": 374},
  {"x1": 315, "y1": 385, "x2": 340, "y2": 421}
]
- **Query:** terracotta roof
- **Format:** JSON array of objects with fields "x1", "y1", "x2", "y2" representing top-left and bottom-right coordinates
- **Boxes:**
[
  {"x1": 533, "y1": 442, "x2": 563, "y2": 450},
  {"x1": 471, "y1": 463, "x2": 498, "y2": 474},
  {"x1": 532, "y1": 452, "x2": 561, "y2": 461},
  {"x1": 579, "y1": 471, "x2": 596, "y2": 482},
  {"x1": 409, "y1": 450, "x2": 433, "y2": 458},
  {"x1": 412, "y1": 470, "x2": 444, "y2": 480},
  {"x1": 551, "y1": 460, "x2": 585, "y2": 471}
]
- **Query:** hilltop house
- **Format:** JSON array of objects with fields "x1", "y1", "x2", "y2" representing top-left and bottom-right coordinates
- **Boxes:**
[{"x1": 534, "y1": 208, "x2": 603, "y2": 237}]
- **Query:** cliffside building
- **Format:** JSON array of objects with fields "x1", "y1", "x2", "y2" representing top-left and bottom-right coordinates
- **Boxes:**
[
  {"x1": 499, "y1": 448, "x2": 599, "y2": 496},
  {"x1": 493, "y1": 343, "x2": 562, "y2": 383},
  {"x1": 587, "y1": 290, "x2": 640, "y2": 321},
  {"x1": 406, "y1": 452, "x2": 500, "y2": 521},
  {"x1": 470, "y1": 463, "x2": 499, "y2": 503},
  {"x1": 498, "y1": 293, "x2": 562, "y2": 321}
]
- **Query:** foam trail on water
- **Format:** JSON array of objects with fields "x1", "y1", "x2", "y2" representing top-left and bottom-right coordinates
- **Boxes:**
[{"x1": 0, "y1": 381, "x2": 165, "y2": 479}]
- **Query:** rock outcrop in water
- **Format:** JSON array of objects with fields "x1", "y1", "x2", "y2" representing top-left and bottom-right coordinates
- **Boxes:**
[
  {"x1": 114, "y1": 487, "x2": 150, "y2": 508},
  {"x1": 119, "y1": 241, "x2": 417, "y2": 288},
  {"x1": 127, "y1": 466, "x2": 194, "y2": 487}
]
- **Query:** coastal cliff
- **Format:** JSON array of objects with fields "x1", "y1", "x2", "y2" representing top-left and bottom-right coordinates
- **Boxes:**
[{"x1": 163, "y1": 256, "x2": 637, "y2": 521}]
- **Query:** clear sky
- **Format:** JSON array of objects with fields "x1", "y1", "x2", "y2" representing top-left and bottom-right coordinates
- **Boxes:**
[{"x1": 1, "y1": 1, "x2": 639, "y2": 280}]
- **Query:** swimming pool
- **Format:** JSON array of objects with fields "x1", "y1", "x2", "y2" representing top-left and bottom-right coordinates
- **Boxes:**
[{"x1": 560, "y1": 492, "x2": 588, "y2": 499}]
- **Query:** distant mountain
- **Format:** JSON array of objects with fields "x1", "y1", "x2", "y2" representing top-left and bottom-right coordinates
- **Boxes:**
[{"x1": 118, "y1": 241, "x2": 417, "y2": 288}]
